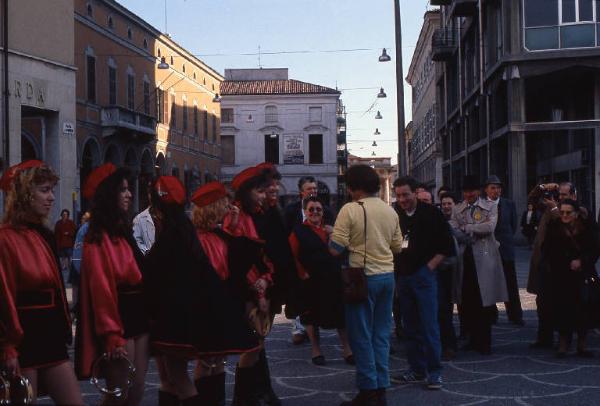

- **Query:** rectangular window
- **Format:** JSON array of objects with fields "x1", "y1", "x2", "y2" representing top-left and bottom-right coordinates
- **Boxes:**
[
  {"x1": 183, "y1": 99, "x2": 188, "y2": 131},
  {"x1": 86, "y1": 56, "x2": 96, "y2": 103},
  {"x1": 563, "y1": 0, "x2": 577, "y2": 23},
  {"x1": 156, "y1": 89, "x2": 164, "y2": 123},
  {"x1": 212, "y1": 114, "x2": 218, "y2": 143},
  {"x1": 265, "y1": 106, "x2": 277, "y2": 123},
  {"x1": 202, "y1": 110, "x2": 208, "y2": 141},
  {"x1": 309, "y1": 107, "x2": 322, "y2": 122},
  {"x1": 127, "y1": 74, "x2": 135, "y2": 110},
  {"x1": 108, "y1": 66, "x2": 116, "y2": 105},
  {"x1": 221, "y1": 135, "x2": 235, "y2": 165},
  {"x1": 309, "y1": 134, "x2": 323, "y2": 164},
  {"x1": 221, "y1": 108, "x2": 234, "y2": 123},
  {"x1": 580, "y1": 0, "x2": 594, "y2": 21},
  {"x1": 143, "y1": 81, "x2": 150, "y2": 115},
  {"x1": 561, "y1": 23, "x2": 596, "y2": 46},
  {"x1": 525, "y1": 0, "x2": 558, "y2": 27},
  {"x1": 194, "y1": 105, "x2": 199, "y2": 135},
  {"x1": 170, "y1": 94, "x2": 176, "y2": 128},
  {"x1": 264, "y1": 134, "x2": 279, "y2": 164}
]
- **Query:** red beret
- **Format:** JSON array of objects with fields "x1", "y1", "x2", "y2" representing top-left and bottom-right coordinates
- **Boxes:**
[
  {"x1": 191, "y1": 182, "x2": 227, "y2": 207},
  {"x1": 155, "y1": 176, "x2": 186, "y2": 205},
  {"x1": 82, "y1": 163, "x2": 116, "y2": 199},
  {"x1": 231, "y1": 166, "x2": 262, "y2": 191},
  {"x1": 255, "y1": 162, "x2": 274, "y2": 171},
  {"x1": 0, "y1": 160, "x2": 45, "y2": 192}
]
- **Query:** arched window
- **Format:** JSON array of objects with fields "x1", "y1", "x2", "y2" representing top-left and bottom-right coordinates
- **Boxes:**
[
  {"x1": 170, "y1": 56, "x2": 174, "y2": 65},
  {"x1": 107, "y1": 16, "x2": 114, "y2": 29},
  {"x1": 143, "y1": 38, "x2": 148, "y2": 49},
  {"x1": 182, "y1": 64, "x2": 186, "y2": 73},
  {"x1": 157, "y1": 48, "x2": 161, "y2": 58},
  {"x1": 127, "y1": 27, "x2": 133, "y2": 40},
  {"x1": 86, "y1": 3, "x2": 93, "y2": 18}
]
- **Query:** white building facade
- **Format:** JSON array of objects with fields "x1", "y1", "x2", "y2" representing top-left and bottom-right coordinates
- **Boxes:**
[{"x1": 220, "y1": 68, "x2": 341, "y2": 207}]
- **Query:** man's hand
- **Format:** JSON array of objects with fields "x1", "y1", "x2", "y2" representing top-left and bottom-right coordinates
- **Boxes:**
[
  {"x1": 570, "y1": 259, "x2": 582, "y2": 272},
  {"x1": 543, "y1": 198, "x2": 557, "y2": 210}
]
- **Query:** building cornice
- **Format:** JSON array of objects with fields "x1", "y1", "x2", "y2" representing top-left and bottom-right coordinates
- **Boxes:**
[
  {"x1": 1, "y1": 47, "x2": 77, "y2": 72},
  {"x1": 407, "y1": 11, "x2": 440, "y2": 84}
]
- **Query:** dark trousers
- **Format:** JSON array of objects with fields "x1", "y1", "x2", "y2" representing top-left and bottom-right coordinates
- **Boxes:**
[
  {"x1": 437, "y1": 268, "x2": 457, "y2": 351},
  {"x1": 536, "y1": 269, "x2": 555, "y2": 344},
  {"x1": 462, "y1": 248, "x2": 495, "y2": 351},
  {"x1": 502, "y1": 260, "x2": 523, "y2": 322}
]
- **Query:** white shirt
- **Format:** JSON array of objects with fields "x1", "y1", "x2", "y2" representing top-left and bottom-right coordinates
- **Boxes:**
[{"x1": 132, "y1": 207, "x2": 155, "y2": 255}]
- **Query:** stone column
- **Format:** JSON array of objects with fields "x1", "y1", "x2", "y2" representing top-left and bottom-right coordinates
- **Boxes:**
[
  {"x1": 507, "y1": 76, "x2": 527, "y2": 214},
  {"x1": 594, "y1": 71, "x2": 600, "y2": 216}
]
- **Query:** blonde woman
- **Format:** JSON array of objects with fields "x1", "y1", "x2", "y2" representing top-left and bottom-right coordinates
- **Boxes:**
[
  {"x1": 191, "y1": 181, "x2": 268, "y2": 405},
  {"x1": 0, "y1": 160, "x2": 83, "y2": 405}
]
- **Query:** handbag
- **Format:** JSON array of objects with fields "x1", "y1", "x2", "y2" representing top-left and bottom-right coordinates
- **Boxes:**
[
  {"x1": 341, "y1": 202, "x2": 368, "y2": 304},
  {"x1": 581, "y1": 272, "x2": 600, "y2": 306}
]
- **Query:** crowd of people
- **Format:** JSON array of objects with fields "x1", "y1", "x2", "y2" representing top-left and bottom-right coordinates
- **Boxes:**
[{"x1": 1, "y1": 158, "x2": 599, "y2": 406}]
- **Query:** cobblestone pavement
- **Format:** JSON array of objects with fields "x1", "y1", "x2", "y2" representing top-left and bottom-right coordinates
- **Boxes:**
[{"x1": 41, "y1": 248, "x2": 600, "y2": 405}]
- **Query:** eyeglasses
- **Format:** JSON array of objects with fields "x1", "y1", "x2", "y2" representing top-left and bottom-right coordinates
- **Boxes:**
[
  {"x1": 308, "y1": 207, "x2": 323, "y2": 213},
  {"x1": 559, "y1": 210, "x2": 574, "y2": 216}
]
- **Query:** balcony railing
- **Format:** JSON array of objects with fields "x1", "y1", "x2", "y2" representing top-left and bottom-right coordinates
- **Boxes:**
[
  {"x1": 430, "y1": 0, "x2": 451, "y2": 5},
  {"x1": 432, "y1": 28, "x2": 457, "y2": 62},
  {"x1": 450, "y1": 0, "x2": 478, "y2": 17},
  {"x1": 101, "y1": 107, "x2": 157, "y2": 140}
]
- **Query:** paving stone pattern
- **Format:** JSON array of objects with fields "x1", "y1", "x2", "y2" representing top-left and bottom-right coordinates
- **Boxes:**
[{"x1": 40, "y1": 248, "x2": 600, "y2": 405}]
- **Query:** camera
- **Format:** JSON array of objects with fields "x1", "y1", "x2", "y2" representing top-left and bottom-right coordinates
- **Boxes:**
[{"x1": 543, "y1": 189, "x2": 559, "y2": 201}]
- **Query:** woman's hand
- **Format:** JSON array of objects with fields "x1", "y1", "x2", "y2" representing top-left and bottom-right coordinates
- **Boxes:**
[
  {"x1": 570, "y1": 259, "x2": 582, "y2": 272},
  {"x1": 108, "y1": 346, "x2": 128, "y2": 360},
  {"x1": 2, "y1": 357, "x2": 20, "y2": 376},
  {"x1": 254, "y1": 278, "x2": 268, "y2": 293},
  {"x1": 258, "y1": 297, "x2": 269, "y2": 313},
  {"x1": 323, "y1": 225, "x2": 334, "y2": 235}
]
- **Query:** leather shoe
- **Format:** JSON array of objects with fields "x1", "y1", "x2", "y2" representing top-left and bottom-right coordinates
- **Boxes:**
[{"x1": 339, "y1": 390, "x2": 378, "y2": 406}]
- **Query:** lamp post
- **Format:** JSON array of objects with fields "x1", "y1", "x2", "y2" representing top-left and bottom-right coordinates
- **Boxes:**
[{"x1": 394, "y1": 0, "x2": 407, "y2": 176}]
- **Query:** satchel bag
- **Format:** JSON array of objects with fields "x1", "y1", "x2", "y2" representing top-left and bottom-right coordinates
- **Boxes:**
[{"x1": 341, "y1": 202, "x2": 368, "y2": 304}]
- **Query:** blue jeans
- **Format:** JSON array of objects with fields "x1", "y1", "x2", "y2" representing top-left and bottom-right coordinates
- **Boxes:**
[
  {"x1": 345, "y1": 272, "x2": 395, "y2": 390},
  {"x1": 398, "y1": 265, "x2": 442, "y2": 377}
]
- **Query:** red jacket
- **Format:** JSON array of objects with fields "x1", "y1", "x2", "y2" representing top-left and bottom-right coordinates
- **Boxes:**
[
  {"x1": 75, "y1": 232, "x2": 142, "y2": 379},
  {"x1": 0, "y1": 225, "x2": 70, "y2": 361}
]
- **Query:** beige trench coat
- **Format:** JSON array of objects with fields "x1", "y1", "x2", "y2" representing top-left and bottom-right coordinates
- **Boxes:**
[{"x1": 449, "y1": 198, "x2": 508, "y2": 307}]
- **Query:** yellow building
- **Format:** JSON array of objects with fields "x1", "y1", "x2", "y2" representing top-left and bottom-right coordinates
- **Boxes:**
[
  {"x1": 74, "y1": 0, "x2": 222, "y2": 212},
  {"x1": 347, "y1": 154, "x2": 396, "y2": 205}
]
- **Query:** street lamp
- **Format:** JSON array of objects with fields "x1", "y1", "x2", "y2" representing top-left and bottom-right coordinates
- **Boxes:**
[
  {"x1": 374, "y1": 128, "x2": 381, "y2": 135},
  {"x1": 377, "y1": 87, "x2": 387, "y2": 98},
  {"x1": 379, "y1": 48, "x2": 391, "y2": 62},
  {"x1": 371, "y1": 151, "x2": 376, "y2": 156},
  {"x1": 157, "y1": 56, "x2": 169, "y2": 70},
  {"x1": 375, "y1": 111, "x2": 383, "y2": 119},
  {"x1": 212, "y1": 93, "x2": 221, "y2": 103},
  {"x1": 372, "y1": 141, "x2": 378, "y2": 147}
]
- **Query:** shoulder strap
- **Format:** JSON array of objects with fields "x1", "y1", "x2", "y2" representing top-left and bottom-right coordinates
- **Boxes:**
[{"x1": 357, "y1": 201, "x2": 367, "y2": 269}]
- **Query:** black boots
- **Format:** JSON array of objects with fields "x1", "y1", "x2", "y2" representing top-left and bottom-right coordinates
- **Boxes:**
[
  {"x1": 194, "y1": 373, "x2": 226, "y2": 406},
  {"x1": 232, "y1": 364, "x2": 261, "y2": 406},
  {"x1": 255, "y1": 349, "x2": 281, "y2": 405},
  {"x1": 339, "y1": 390, "x2": 379, "y2": 406},
  {"x1": 158, "y1": 390, "x2": 180, "y2": 406}
]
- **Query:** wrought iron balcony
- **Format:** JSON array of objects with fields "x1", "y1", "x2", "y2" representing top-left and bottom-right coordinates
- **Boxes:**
[
  {"x1": 450, "y1": 0, "x2": 478, "y2": 17},
  {"x1": 431, "y1": 28, "x2": 457, "y2": 62},
  {"x1": 101, "y1": 107, "x2": 157, "y2": 140}
]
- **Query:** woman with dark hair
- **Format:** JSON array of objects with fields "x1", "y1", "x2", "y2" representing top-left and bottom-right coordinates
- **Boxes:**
[
  {"x1": 75, "y1": 163, "x2": 149, "y2": 405},
  {"x1": 543, "y1": 199, "x2": 599, "y2": 357},
  {"x1": 289, "y1": 196, "x2": 352, "y2": 366},
  {"x1": 329, "y1": 165, "x2": 403, "y2": 406},
  {"x1": 191, "y1": 181, "x2": 267, "y2": 405},
  {"x1": 0, "y1": 160, "x2": 83, "y2": 405},
  {"x1": 223, "y1": 166, "x2": 279, "y2": 404}
]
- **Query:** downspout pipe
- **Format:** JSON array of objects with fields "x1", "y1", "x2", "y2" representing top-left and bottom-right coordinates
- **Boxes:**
[{"x1": 3, "y1": 0, "x2": 9, "y2": 170}]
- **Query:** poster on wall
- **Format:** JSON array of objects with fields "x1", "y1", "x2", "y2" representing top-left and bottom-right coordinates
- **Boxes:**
[{"x1": 283, "y1": 134, "x2": 304, "y2": 164}]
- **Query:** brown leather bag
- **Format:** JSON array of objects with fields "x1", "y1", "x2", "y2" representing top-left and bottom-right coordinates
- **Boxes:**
[{"x1": 341, "y1": 202, "x2": 368, "y2": 304}]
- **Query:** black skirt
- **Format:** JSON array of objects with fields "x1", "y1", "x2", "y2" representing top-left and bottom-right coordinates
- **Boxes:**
[
  {"x1": 298, "y1": 271, "x2": 345, "y2": 330},
  {"x1": 17, "y1": 290, "x2": 70, "y2": 369},
  {"x1": 118, "y1": 287, "x2": 149, "y2": 339}
]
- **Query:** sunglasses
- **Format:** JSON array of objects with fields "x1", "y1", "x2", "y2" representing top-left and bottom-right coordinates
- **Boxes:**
[{"x1": 308, "y1": 207, "x2": 323, "y2": 213}]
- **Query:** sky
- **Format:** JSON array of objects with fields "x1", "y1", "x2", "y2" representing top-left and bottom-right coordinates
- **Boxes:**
[{"x1": 119, "y1": 0, "x2": 436, "y2": 163}]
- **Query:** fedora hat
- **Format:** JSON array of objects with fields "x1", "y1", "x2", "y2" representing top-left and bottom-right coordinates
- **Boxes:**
[{"x1": 483, "y1": 175, "x2": 502, "y2": 187}]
